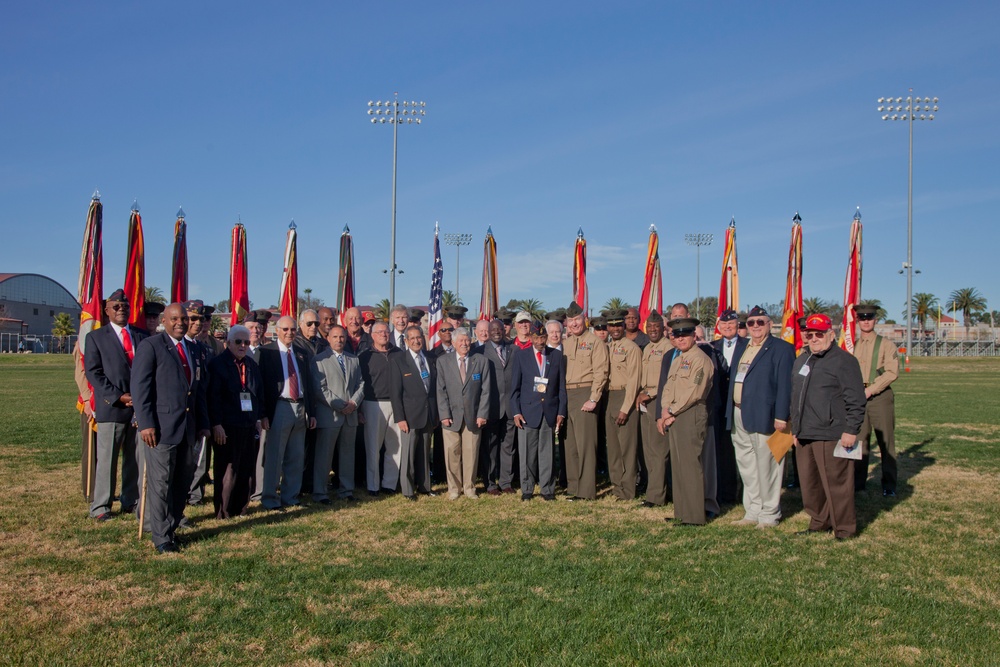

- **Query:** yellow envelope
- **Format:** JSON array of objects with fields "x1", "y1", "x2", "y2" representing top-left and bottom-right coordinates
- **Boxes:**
[{"x1": 767, "y1": 430, "x2": 794, "y2": 463}]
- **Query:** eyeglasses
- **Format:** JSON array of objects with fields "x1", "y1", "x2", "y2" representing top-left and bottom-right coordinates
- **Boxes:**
[
  {"x1": 277, "y1": 326, "x2": 296, "y2": 332},
  {"x1": 746, "y1": 319, "x2": 768, "y2": 327},
  {"x1": 189, "y1": 315, "x2": 204, "y2": 322},
  {"x1": 232, "y1": 339, "x2": 250, "y2": 346},
  {"x1": 304, "y1": 321, "x2": 319, "y2": 327},
  {"x1": 108, "y1": 303, "x2": 129, "y2": 311},
  {"x1": 803, "y1": 331, "x2": 827, "y2": 340},
  {"x1": 440, "y1": 327, "x2": 455, "y2": 333}
]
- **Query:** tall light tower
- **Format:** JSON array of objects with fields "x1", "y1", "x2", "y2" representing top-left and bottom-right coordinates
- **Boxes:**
[
  {"x1": 685, "y1": 233, "x2": 713, "y2": 321},
  {"x1": 443, "y1": 232, "x2": 473, "y2": 300},
  {"x1": 879, "y1": 90, "x2": 938, "y2": 371},
  {"x1": 367, "y1": 93, "x2": 426, "y2": 306}
]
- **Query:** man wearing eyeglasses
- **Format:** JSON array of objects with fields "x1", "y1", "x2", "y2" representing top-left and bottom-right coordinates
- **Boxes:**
[
  {"x1": 294, "y1": 309, "x2": 329, "y2": 494},
  {"x1": 725, "y1": 306, "x2": 795, "y2": 528},
  {"x1": 359, "y1": 321, "x2": 406, "y2": 495},
  {"x1": 851, "y1": 304, "x2": 899, "y2": 496},
  {"x1": 791, "y1": 314, "x2": 866, "y2": 540},
  {"x1": 182, "y1": 300, "x2": 215, "y2": 506},
  {"x1": 430, "y1": 323, "x2": 456, "y2": 357},
  {"x1": 84, "y1": 289, "x2": 148, "y2": 521}
]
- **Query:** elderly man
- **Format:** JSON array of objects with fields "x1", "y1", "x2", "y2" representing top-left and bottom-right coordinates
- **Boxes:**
[
  {"x1": 389, "y1": 304, "x2": 410, "y2": 350},
  {"x1": 473, "y1": 320, "x2": 491, "y2": 348},
  {"x1": 852, "y1": 304, "x2": 900, "y2": 496},
  {"x1": 624, "y1": 307, "x2": 650, "y2": 350},
  {"x1": 636, "y1": 311, "x2": 673, "y2": 507},
  {"x1": 431, "y1": 322, "x2": 456, "y2": 357},
  {"x1": 295, "y1": 309, "x2": 329, "y2": 357},
  {"x1": 791, "y1": 314, "x2": 867, "y2": 540},
  {"x1": 725, "y1": 306, "x2": 795, "y2": 528},
  {"x1": 710, "y1": 309, "x2": 741, "y2": 504},
  {"x1": 131, "y1": 303, "x2": 210, "y2": 553},
  {"x1": 207, "y1": 325, "x2": 264, "y2": 518},
  {"x1": 85, "y1": 289, "x2": 148, "y2": 520},
  {"x1": 180, "y1": 300, "x2": 214, "y2": 506},
  {"x1": 562, "y1": 301, "x2": 609, "y2": 501},
  {"x1": 258, "y1": 316, "x2": 316, "y2": 510},
  {"x1": 546, "y1": 320, "x2": 564, "y2": 350},
  {"x1": 310, "y1": 325, "x2": 364, "y2": 503},
  {"x1": 481, "y1": 319, "x2": 517, "y2": 495},
  {"x1": 343, "y1": 307, "x2": 373, "y2": 356},
  {"x1": 512, "y1": 311, "x2": 534, "y2": 350},
  {"x1": 656, "y1": 317, "x2": 714, "y2": 525},
  {"x1": 436, "y1": 327, "x2": 492, "y2": 499},
  {"x1": 359, "y1": 321, "x2": 405, "y2": 495},
  {"x1": 392, "y1": 325, "x2": 438, "y2": 500},
  {"x1": 511, "y1": 321, "x2": 566, "y2": 501},
  {"x1": 604, "y1": 309, "x2": 642, "y2": 501}
]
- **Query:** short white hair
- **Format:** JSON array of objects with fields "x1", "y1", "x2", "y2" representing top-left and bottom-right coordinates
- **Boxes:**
[
  {"x1": 453, "y1": 327, "x2": 470, "y2": 340},
  {"x1": 227, "y1": 325, "x2": 250, "y2": 342}
]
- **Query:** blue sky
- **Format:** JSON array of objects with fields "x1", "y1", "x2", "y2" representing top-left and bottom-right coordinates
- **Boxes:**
[{"x1": 2, "y1": 2, "x2": 997, "y2": 319}]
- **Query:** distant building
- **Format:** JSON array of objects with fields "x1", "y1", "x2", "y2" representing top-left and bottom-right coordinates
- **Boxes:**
[{"x1": 0, "y1": 273, "x2": 81, "y2": 334}]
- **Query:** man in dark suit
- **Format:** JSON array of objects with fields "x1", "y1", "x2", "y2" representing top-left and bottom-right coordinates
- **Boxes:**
[
  {"x1": 131, "y1": 303, "x2": 210, "y2": 553},
  {"x1": 436, "y1": 327, "x2": 492, "y2": 499},
  {"x1": 725, "y1": 306, "x2": 795, "y2": 528},
  {"x1": 258, "y1": 315, "x2": 316, "y2": 510},
  {"x1": 85, "y1": 289, "x2": 148, "y2": 520},
  {"x1": 182, "y1": 300, "x2": 215, "y2": 506},
  {"x1": 510, "y1": 321, "x2": 566, "y2": 501},
  {"x1": 480, "y1": 319, "x2": 517, "y2": 495},
  {"x1": 392, "y1": 325, "x2": 439, "y2": 500},
  {"x1": 710, "y1": 309, "x2": 741, "y2": 504}
]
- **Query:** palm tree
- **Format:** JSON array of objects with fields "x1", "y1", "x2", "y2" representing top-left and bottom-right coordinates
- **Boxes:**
[
  {"x1": 907, "y1": 293, "x2": 938, "y2": 331},
  {"x1": 145, "y1": 286, "x2": 166, "y2": 304},
  {"x1": 603, "y1": 297, "x2": 631, "y2": 313},
  {"x1": 513, "y1": 298, "x2": 546, "y2": 321},
  {"x1": 949, "y1": 287, "x2": 987, "y2": 335},
  {"x1": 857, "y1": 298, "x2": 887, "y2": 323},
  {"x1": 373, "y1": 298, "x2": 391, "y2": 320},
  {"x1": 803, "y1": 297, "x2": 829, "y2": 316},
  {"x1": 442, "y1": 290, "x2": 462, "y2": 309}
]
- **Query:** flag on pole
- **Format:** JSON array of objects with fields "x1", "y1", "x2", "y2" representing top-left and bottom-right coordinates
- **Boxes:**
[
  {"x1": 337, "y1": 225, "x2": 355, "y2": 326},
  {"x1": 170, "y1": 208, "x2": 188, "y2": 303},
  {"x1": 714, "y1": 217, "x2": 739, "y2": 338},
  {"x1": 229, "y1": 222, "x2": 250, "y2": 326},
  {"x1": 428, "y1": 224, "x2": 445, "y2": 348},
  {"x1": 124, "y1": 201, "x2": 145, "y2": 328},
  {"x1": 638, "y1": 225, "x2": 662, "y2": 331},
  {"x1": 77, "y1": 191, "x2": 104, "y2": 354},
  {"x1": 839, "y1": 209, "x2": 863, "y2": 352},
  {"x1": 279, "y1": 220, "x2": 298, "y2": 320},
  {"x1": 780, "y1": 213, "x2": 805, "y2": 351},
  {"x1": 478, "y1": 226, "x2": 499, "y2": 321},
  {"x1": 573, "y1": 228, "x2": 588, "y2": 317}
]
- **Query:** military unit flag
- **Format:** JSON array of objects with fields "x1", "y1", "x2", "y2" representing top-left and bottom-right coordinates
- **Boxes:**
[
  {"x1": 839, "y1": 209, "x2": 863, "y2": 352},
  {"x1": 337, "y1": 225, "x2": 356, "y2": 327},
  {"x1": 573, "y1": 228, "x2": 588, "y2": 318},
  {"x1": 780, "y1": 213, "x2": 804, "y2": 351},
  {"x1": 170, "y1": 208, "x2": 188, "y2": 304},
  {"x1": 279, "y1": 221, "x2": 298, "y2": 320},
  {"x1": 77, "y1": 192, "x2": 104, "y2": 354},
  {"x1": 478, "y1": 226, "x2": 499, "y2": 321},
  {"x1": 427, "y1": 224, "x2": 445, "y2": 348},
  {"x1": 124, "y1": 202, "x2": 145, "y2": 328},
  {"x1": 638, "y1": 225, "x2": 662, "y2": 332},
  {"x1": 714, "y1": 217, "x2": 739, "y2": 338},
  {"x1": 229, "y1": 223, "x2": 250, "y2": 326}
]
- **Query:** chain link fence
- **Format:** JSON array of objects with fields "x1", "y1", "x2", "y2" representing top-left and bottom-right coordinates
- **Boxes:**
[{"x1": 0, "y1": 333, "x2": 77, "y2": 354}]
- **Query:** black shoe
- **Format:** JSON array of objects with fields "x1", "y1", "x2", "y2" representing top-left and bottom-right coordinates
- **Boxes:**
[
  {"x1": 541, "y1": 494, "x2": 556, "y2": 501},
  {"x1": 120, "y1": 504, "x2": 136, "y2": 514},
  {"x1": 94, "y1": 512, "x2": 113, "y2": 522},
  {"x1": 883, "y1": 489, "x2": 896, "y2": 497},
  {"x1": 706, "y1": 511, "x2": 718, "y2": 520},
  {"x1": 418, "y1": 489, "x2": 438, "y2": 497},
  {"x1": 639, "y1": 501, "x2": 657, "y2": 509},
  {"x1": 521, "y1": 494, "x2": 533, "y2": 501},
  {"x1": 835, "y1": 534, "x2": 856, "y2": 541},
  {"x1": 342, "y1": 495, "x2": 356, "y2": 502},
  {"x1": 318, "y1": 498, "x2": 332, "y2": 505},
  {"x1": 404, "y1": 495, "x2": 417, "y2": 502},
  {"x1": 795, "y1": 528, "x2": 829, "y2": 535},
  {"x1": 156, "y1": 542, "x2": 179, "y2": 554},
  {"x1": 368, "y1": 490, "x2": 381, "y2": 498}
]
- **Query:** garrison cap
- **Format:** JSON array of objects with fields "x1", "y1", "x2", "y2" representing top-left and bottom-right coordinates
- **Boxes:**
[
  {"x1": 565, "y1": 301, "x2": 584, "y2": 318},
  {"x1": 645, "y1": 310, "x2": 664, "y2": 325},
  {"x1": 718, "y1": 309, "x2": 738, "y2": 322},
  {"x1": 529, "y1": 320, "x2": 545, "y2": 336},
  {"x1": 748, "y1": 305, "x2": 769, "y2": 318},
  {"x1": 667, "y1": 317, "x2": 700, "y2": 336},
  {"x1": 107, "y1": 288, "x2": 128, "y2": 303}
]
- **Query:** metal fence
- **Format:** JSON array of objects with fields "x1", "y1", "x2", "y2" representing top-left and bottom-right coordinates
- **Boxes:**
[
  {"x1": 903, "y1": 338, "x2": 999, "y2": 357},
  {"x1": 0, "y1": 333, "x2": 77, "y2": 354}
]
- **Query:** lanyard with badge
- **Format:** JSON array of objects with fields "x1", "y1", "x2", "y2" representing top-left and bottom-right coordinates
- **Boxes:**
[
  {"x1": 237, "y1": 359, "x2": 253, "y2": 412},
  {"x1": 534, "y1": 351, "x2": 548, "y2": 393}
]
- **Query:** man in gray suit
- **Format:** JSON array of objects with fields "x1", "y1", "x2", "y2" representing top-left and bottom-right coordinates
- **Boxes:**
[
  {"x1": 480, "y1": 319, "x2": 517, "y2": 495},
  {"x1": 310, "y1": 325, "x2": 365, "y2": 503},
  {"x1": 436, "y1": 327, "x2": 492, "y2": 499}
]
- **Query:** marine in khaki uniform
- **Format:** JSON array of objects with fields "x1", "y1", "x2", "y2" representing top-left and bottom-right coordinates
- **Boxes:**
[
  {"x1": 851, "y1": 304, "x2": 899, "y2": 496},
  {"x1": 656, "y1": 317, "x2": 714, "y2": 525},
  {"x1": 635, "y1": 311, "x2": 673, "y2": 506},
  {"x1": 604, "y1": 309, "x2": 643, "y2": 500},
  {"x1": 562, "y1": 301, "x2": 609, "y2": 500}
]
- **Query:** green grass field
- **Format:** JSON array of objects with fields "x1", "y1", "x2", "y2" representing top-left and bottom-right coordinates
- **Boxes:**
[{"x1": 1, "y1": 355, "x2": 998, "y2": 666}]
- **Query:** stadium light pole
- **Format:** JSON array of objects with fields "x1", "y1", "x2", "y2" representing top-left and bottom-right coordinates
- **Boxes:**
[
  {"x1": 443, "y1": 232, "x2": 473, "y2": 300},
  {"x1": 685, "y1": 233, "x2": 713, "y2": 321},
  {"x1": 879, "y1": 90, "x2": 938, "y2": 370},
  {"x1": 368, "y1": 93, "x2": 426, "y2": 306}
]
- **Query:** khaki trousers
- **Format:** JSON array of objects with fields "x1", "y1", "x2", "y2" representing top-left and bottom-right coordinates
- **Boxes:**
[
  {"x1": 565, "y1": 388, "x2": 598, "y2": 499},
  {"x1": 669, "y1": 406, "x2": 707, "y2": 525},
  {"x1": 639, "y1": 407, "x2": 670, "y2": 505},
  {"x1": 443, "y1": 426, "x2": 481, "y2": 498},
  {"x1": 732, "y1": 406, "x2": 784, "y2": 523},
  {"x1": 855, "y1": 388, "x2": 897, "y2": 492},
  {"x1": 605, "y1": 390, "x2": 638, "y2": 500}
]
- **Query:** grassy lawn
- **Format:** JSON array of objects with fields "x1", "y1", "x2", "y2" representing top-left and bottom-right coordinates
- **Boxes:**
[{"x1": 1, "y1": 354, "x2": 998, "y2": 666}]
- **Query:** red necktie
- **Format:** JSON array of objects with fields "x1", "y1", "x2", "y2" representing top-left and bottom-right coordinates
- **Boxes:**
[
  {"x1": 177, "y1": 340, "x2": 192, "y2": 384},
  {"x1": 536, "y1": 350, "x2": 543, "y2": 372},
  {"x1": 286, "y1": 349, "x2": 300, "y2": 399},
  {"x1": 121, "y1": 328, "x2": 134, "y2": 365}
]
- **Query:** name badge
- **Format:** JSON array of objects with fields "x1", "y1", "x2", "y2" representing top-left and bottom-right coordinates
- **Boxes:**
[
  {"x1": 420, "y1": 370, "x2": 430, "y2": 380},
  {"x1": 734, "y1": 361, "x2": 750, "y2": 383},
  {"x1": 240, "y1": 392, "x2": 252, "y2": 412},
  {"x1": 472, "y1": 373, "x2": 481, "y2": 381},
  {"x1": 534, "y1": 376, "x2": 549, "y2": 393},
  {"x1": 798, "y1": 364, "x2": 810, "y2": 377}
]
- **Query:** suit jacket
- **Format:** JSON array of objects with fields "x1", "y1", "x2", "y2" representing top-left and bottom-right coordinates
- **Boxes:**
[
  {"x1": 207, "y1": 349, "x2": 263, "y2": 428},
  {"x1": 480, "y1": 341, "x2": 515, "y2": 420},
  {"x1": 258, "y1": 342, "x2": 316, "y2": 422},
  {"x1": 510, "y1": 346, "x2": 567, "y2": 429},
  {"x1": 310, "y1": 348, "x2": 365, "y2": 428},
  {"x1": 85, "y1": 324, "x2": 148, "y2": 423},
  {"x1": 429, "y1": 345, "x2": 454, "y2": 360},
  {"x1": 391, "y1": 349, "x2": 438, "y2": 431},
  {"x1": 724, "y1": 334, "x2": 795, "y2": 433},
  {"x1": 131, "y1": 333, "x2": 209, "y2": 445},
  {"x1": 436, "y1": 352, "x2": 492, "y2": 433}
]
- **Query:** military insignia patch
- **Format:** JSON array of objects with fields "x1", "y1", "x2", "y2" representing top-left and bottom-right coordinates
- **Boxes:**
[{"x1": 694, "y1": 368, "x2": 704, "y2": 385}]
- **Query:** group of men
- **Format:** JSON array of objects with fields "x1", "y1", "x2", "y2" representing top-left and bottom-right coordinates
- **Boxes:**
[{"x1": 75, "y1": 288, "x2": 897, "y2": 551}]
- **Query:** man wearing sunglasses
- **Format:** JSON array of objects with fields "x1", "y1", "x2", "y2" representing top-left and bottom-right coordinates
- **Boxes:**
[
  {"x1": 725, "y1": 306, "x2": 795, "y2": 528},
  {"x1": 791, "y1": 314, "x2": 867, "y2": 540},
  {"x1": 294, "y1": 309, "x2": 329, "y2": 495},
  {"x1": 851, "y1": 304, "x2": 899, "y2": 496},
  {"x1": 182, "y1": 300, "x2": 216, "y2": 506}
]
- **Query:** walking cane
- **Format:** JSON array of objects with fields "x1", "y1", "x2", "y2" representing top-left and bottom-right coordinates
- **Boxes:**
[
  {"x1": 138, "y1": 466, "x2": 148, "y2": 540},
  {"x1": 85, "y1": 419, "x2": 95, "y2": 502}
]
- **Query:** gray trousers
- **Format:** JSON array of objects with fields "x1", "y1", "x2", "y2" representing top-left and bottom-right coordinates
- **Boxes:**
[
  {"x1": 262, "y1": 400, "x2": 306, "y2": 508},
  {"x1": 90, "y1": 421, "x2": 140, "y2": 516},
  {"x1": 313, "y1": 422, "x2": 357, "y2": 500},
  {"x1": 519, "y1": 419, "x2": 555, "y2": 497},
  {"x1": 400, "y1": 426, "x2": 432, "y2": 497},
  {"x1": 251, "y1": 429, "x2": 266, "y2": 501},
  {"x1": 482, "y1": 415, "x2": 517, "y2": 490},
  {"x1": 143, "y1": 437, "x2": 193, "y2": 549}
]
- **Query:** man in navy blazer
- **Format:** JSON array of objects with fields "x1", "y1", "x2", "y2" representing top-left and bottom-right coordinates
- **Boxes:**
[
  {"x1": 510, "y1": 321, "x2": 567, "y2": 501},
  {"x1": 131, "y1": 303, "x2": 210, "y2": 553},
  {"x1": 710, "y1": 308, "x2": 741, "y2": 504},
  {"x1": 391, "y1": 325, "x2": 439, "y2": 500},
  {"x1": 724, "y1": 306, "x2": 795, "y2": 527},
  {"x1": 84, "y1": 289, "x2": 148, "y2": 520}
]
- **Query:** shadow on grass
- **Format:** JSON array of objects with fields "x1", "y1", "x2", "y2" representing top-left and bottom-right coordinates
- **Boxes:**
[{"x1": 854, "y1": 438, "x2": 936, "y2": 534}]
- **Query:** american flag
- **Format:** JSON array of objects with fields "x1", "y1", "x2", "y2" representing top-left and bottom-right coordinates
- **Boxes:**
[{"x1": 427, "y1": 226, "x2": 444, "y2": 347}]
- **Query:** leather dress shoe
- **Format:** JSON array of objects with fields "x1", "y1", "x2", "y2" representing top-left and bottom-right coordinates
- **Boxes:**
[
  {"x1": 521, "y1": 494, "x2": 532, "y2": 502},
  {"x1": 94, "y1": 512, "x2": 113, "y2": 522},
  {"x1": 501, "y1": 487, "x2": 516, "y2": 494},
  {"x1": 404, "y1": 495, "x2": 417, "y2": 502},
  {"x1": 368, "y1": 490, "x2": 381, "y2": 498},
  {"x1": 342, "y1": 495, "x2": 356, "y2": 502},
  {"x1": 639, "y1": 501, "x2": 658, "y2": 509},
  {"x1": 541, "y1": 494, "x2": 556, "y2": 501},
  {"x1": 156, "y1": 542, "x2": 179, "y2": 554},
  {"x1": 883, "y1": 489, "x2": 896, "y2": 497},
  {"x1": 795, "y1": 528, "x2": 830, "y2": 535},
  {"x1": 318, "y1": 498, "x2": 332, "y2": 505},
  {"x1": 418, "y1": 489, "x2": 438, "y2": 497},
  {"x1": 487, "y1": 488, "x2": 502, "y2": 496}
]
